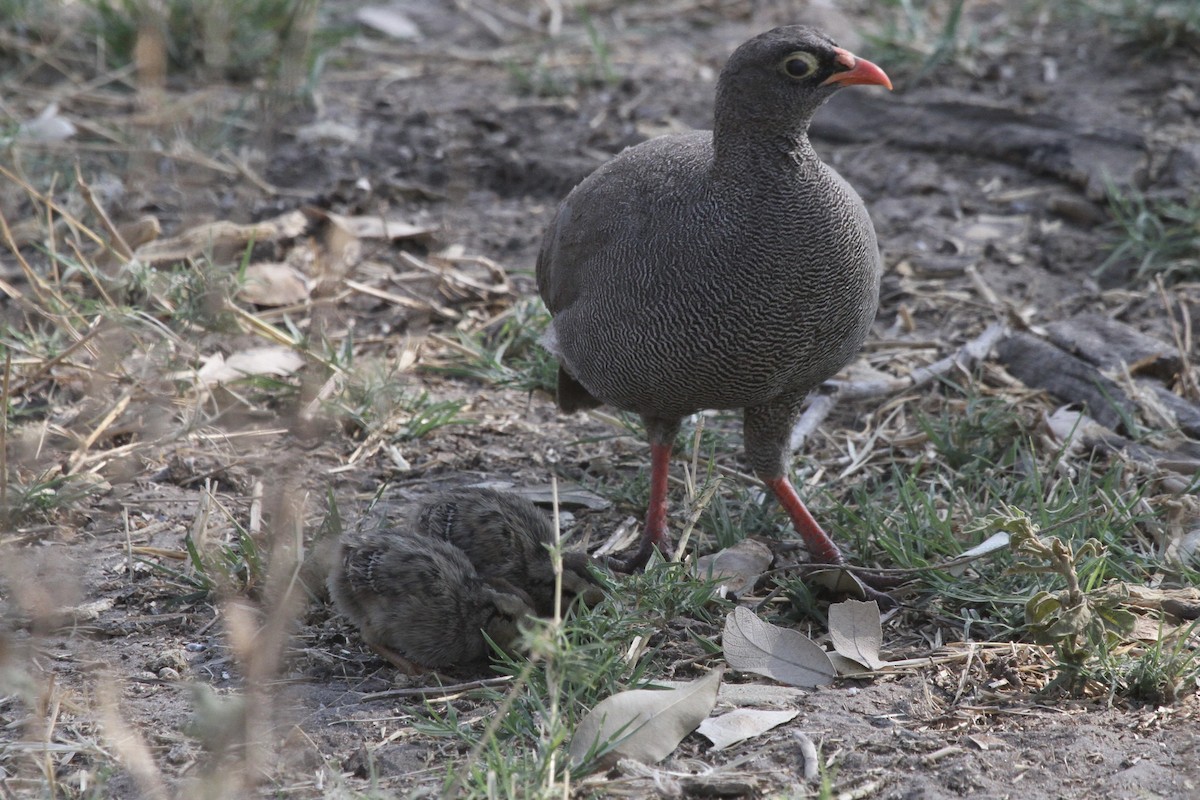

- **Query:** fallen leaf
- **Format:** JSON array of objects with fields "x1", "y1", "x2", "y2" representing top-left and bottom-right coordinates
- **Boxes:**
[
  {"x1": 828, "y1": 600, "x2": 885, "y2": 670},
  {"x1": 322, "y1": 211, "x2": 432, "y2": 241},
  {"x1": 569, "y1": 669, "x2": 722, "y2": 769},
  {"x1": 968, "y1": 734, "x2": 1006, "y2": 751},
  {"x1": 806, "y1": 567, "x2": 871, "y2": 599},
  {"x1": 945, "y1": 531, "x2": 1011, "y2": 576},
  {"x1": 356, "y1": 6, "x2": 422, "y2": 39},
  {"x1": 692, "y1": 539, "x2": 773, "y2": 595},
  {"x1": 196, "y1": 347, "x2": 305, "y2": 386},
  {"x1": 697, "y1": 708, "x2": 798, "y2": 751},
  {"x1": 645, "y1": 681, "x2": 807, "y2": 707},
  {"x1": 722, "y1": 607, "x2": 836, "y2": 688},
  {"x1": 16, "y1": 103, "x2": 76, "y2": 143},
  {"x1": 594, "y1": 516, "x2": 640, "y2": 557},
  {"x1": 1044, "y1": 406, "x2": 1110, "y2": 455},
  {"x1": 239, "y1": 263, "x2": 310, "y2": 306},
  {"x1": 828, "y1": 652, "x2": 873, "y2": 677},
  {"x1": 134, "y1": 211, "x2": 308, "y2": 265}
]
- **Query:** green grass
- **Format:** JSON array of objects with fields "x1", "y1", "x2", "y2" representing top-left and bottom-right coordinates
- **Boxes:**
[
  {"x1": 83, "y1": 0, "x2": 330, "y2": 85},
  {"x1": 821, "y1": 386, "x2": 1151, "y2": 631},
  {"x1": 428, "y1": 296, "x2": 557, "y2": 394},
  {"x1": 863, "y1": 0, "x2": 973, "y2": 85},
  {"x1": 507, "y1": 9, "x2": 620, "y2": 98},
  {"x1": 1063, "y1": 0, "x2": 1200, "y2": 55},
  {"x1": 1098, "y1": 183, "x2": 1200, "y2": 284},
  {"x1": 417, "y1": 561, "x2": 727, "y2": 797}
]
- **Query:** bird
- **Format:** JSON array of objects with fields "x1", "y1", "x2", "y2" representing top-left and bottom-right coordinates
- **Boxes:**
[
  {"x1": 414, "y1": 487, "x2": 604, "y2": 616},
  {"x1": 536, "y1": 26, "x2": 892, "y2": 578},
  {"x1": 327, "y1": 526, "x2": 534, "y2": 673}
]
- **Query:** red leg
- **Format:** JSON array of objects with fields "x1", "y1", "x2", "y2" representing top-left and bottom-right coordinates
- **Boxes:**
[
  {"x1": 614, "y1": 439, "x2": 674, "y2": 571},
  {"x1": 764, "y1": 476, "x2": 845, "y2": 565},
  {"x1": 766, "y1": 476, "x2": 899, "y2": 607}
]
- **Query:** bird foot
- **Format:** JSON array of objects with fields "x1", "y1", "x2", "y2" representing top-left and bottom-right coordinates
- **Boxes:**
[
  {"x1": 606, "y1": 537, "x2": 669, "y2": 574},
  {"x1": 369, "y1": 643, "x2": 426, "y2": 675},
  {"x1": 799, "y1": 563, "x2": 902, "y2": 610}
]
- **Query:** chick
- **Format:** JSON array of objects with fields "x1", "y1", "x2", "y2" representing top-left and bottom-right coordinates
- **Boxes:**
[
  {"x1": 414, "y1": 488, "x2": 604, "y2": 616},
  {"x1": 328, "y1": 527, "x2": 533, "y2": 673}
]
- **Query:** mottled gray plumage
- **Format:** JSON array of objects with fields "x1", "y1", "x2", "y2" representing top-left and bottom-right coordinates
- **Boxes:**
[
  {"x1": 537, "y1": 26, "x2": 891, "y2": 571},
  {"x1": 328, "y1": 529, "x2": 532, "y2": 672},
  {"x1": 415, "y1": 488, "x2": 604, "y2": 616}
]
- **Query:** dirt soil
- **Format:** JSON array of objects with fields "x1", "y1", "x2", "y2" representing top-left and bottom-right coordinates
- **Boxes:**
[{"x1": 2, "y1": 1, "x2": 1200, "y2": 798}]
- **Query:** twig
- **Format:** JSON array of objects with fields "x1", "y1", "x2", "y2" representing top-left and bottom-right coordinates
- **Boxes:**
[
  {"x1": 66, "y1": 390, "x2": 133, "y2": 474},
  {"x1": 789, "y1": 393, "x2": 836, "y2": 454},
  {"x1": 0, "y1": 350, "x2": 9, "y2": 528},
  {"x1": 673, "y1": 478, "x2": 722, "y2": 562},
  {"x1": 355, "y1": 675, "x2": 514, "y2": 703},
  {"x1": 824, "y1": 323, "x2": 1006, "y2": 402},
  {"x1": 1156, "y1": 275, "x2": 1198, "y2": 402}
]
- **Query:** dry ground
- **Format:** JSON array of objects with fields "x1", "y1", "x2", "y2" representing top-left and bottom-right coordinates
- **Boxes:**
[{"x1": 2, "y1": 1, "x2": 1199, "y2": 798}]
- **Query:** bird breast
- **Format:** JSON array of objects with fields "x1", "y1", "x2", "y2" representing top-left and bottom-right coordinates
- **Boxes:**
[{"x1": 543, "y1": 134, "x2": 881, "y2": 418}]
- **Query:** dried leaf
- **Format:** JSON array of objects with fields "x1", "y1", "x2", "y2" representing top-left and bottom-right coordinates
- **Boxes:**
[
  {"x1": 239, "y1": 263, "x2": 310, "y2": 306},
  {"x1": 649, "y1": 680, "x2": 807, "y2": 707},
  {"x1": 322, "y1": 211, "x2": 432, "y2": 241},
  {"x1": 1044, "y1": 406, "x2": 1110, "y2": 454},
  {"x1": 196, "y1": 347, "x2": 305, "y2": 386},
  {"x1": 569, "y1": 669, "x2": 721, "y2": 769},
  {"x1": 806, "y1": 567, "x2": 871, "y2": 599},
  {"x1": 692, "y1": 539, "x2": 773, "y2": 595},
  {"x1": 945, "y1": 531, "x2": 1011, "y2": 576},
  {"x1": 135, "y1": 211, "x2": 307, "y2": 264},
  {"x1": 16, "y1": 103, "x2": 76, "y2": 143},
  {"x1": 722, "y1": 607, "x2": 836, "y2": 688},
  {"x1": 697, "y1": 708, "x2": 798, "y2": 751},
  {"x1": 828, "y1": 600, "x2": 885, "y2": 670},
  {"x1": 828, "y1": 652, "x2": 872, "y2": 677},
  {"x1": 355, "y1": 6, "x2": 422, "y2": 39}
]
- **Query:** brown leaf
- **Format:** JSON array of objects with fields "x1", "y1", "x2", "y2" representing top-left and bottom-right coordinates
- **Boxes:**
[
  {"x1": 697, "y1": 708, "x2": 798, "y2": 751},
  {"x1": 692, "y1": 539, "x2": 773, "y2": 595},
  {"x1": 828, "y1": 600, "x2": 885, "y2": 670},
  {"x1": 239, "y1": 263, "x2": 310, "y2": 306},
  {"x1": 196, "y1": 347, "x2": 305, "y2": 386},
  {"x1": 322, "y1": 211, "x2": 432, "y2": 241},
  {"x1": 134, "y1": 211, "x2": 307, "y2": 265},
  {"x1": 569, "y1": 669, "x2": 722, "y2": 769},
  {"x1": 722, "y1": 607, "x2": 835, "y2": 688}
]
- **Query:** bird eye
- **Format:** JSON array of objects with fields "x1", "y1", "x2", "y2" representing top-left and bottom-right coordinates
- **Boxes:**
[{"x1": 780, "y1": 51, "x2": 818, "y2": 79}]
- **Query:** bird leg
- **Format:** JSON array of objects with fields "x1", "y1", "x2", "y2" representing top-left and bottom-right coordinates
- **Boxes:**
[
  {"x1": 764, "y1": 475, "x2": 900, "y2": 606},
  {"x1": 763, "y1": 476, "x2": 845, "y2": 565},
  {"x1": 367, "y1": 640, "x2": 425, "y2": 675},
  {"x1": 612, "y1": 418, "x2": 680, "y2": 572}
]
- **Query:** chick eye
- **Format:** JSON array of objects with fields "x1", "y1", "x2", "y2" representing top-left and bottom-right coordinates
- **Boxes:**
[{"x1": 780, "y1": 51, "x2": 819, "y2": 79}]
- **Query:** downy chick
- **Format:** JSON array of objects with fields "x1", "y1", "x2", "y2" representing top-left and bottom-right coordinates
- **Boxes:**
[
  {"x1": 328, "y1": 527, "x2": 533, "y2": 673},
  {"x1": 415, "y1": 487, "x2": 604, "y2": 616}
]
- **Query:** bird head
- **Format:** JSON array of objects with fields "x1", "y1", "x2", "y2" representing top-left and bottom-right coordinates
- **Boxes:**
[
  {"x1": 483, "y1": 589, "x2": 535, "y2": 656},
  {"x1": 714, "y1": 26, "x2": 891, "y2": 143}
]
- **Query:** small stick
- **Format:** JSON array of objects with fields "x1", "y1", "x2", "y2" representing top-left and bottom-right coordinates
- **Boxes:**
[
  {"x1": 792, "y1": 731, "x2": 820, "y2": 783},
  {"x1": 356, "y1": 675, "x2": 513, "y2": 703},
  {"x1": 66, "y1": 390, "x2": 132, "y2": 474},
  {"x1": 0, "y1": 350, "x2": 9, "y2": 527}
]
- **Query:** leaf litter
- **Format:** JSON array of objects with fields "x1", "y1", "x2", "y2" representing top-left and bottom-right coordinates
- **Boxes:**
[{"x1": 1, "y1": 2, "x2": 1199, "y2": 798}]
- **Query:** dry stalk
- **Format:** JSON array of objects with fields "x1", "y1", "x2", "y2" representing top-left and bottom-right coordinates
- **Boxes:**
[
  {"x1": 1, "y1": 350, "x2": 10, "y2": 527},
  {"x1": 66, "y1": 389, "x2": 132, "y2": 475},
  {"x1": 94, "y1": 679, "x2": 169, "y2": 800}
]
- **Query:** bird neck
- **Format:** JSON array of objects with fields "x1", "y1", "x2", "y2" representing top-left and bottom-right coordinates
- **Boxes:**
[{"x1": 712, "y1": 125, "x2": 819, "y2": 178}]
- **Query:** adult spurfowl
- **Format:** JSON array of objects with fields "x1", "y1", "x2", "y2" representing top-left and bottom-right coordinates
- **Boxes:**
[{"x1": 537, "y1": 26, "x2": 891, "y2": 574}]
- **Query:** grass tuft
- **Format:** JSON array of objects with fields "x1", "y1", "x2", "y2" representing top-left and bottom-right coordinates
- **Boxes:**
[{"x1": 1098, "y1": 183, "x2": 1200, "y2": 284}]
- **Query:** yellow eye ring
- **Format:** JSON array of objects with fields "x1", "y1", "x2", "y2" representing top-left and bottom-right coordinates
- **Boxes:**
[{"x1": 780, "y1": 51, "x2": 819, "y2": 79}]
